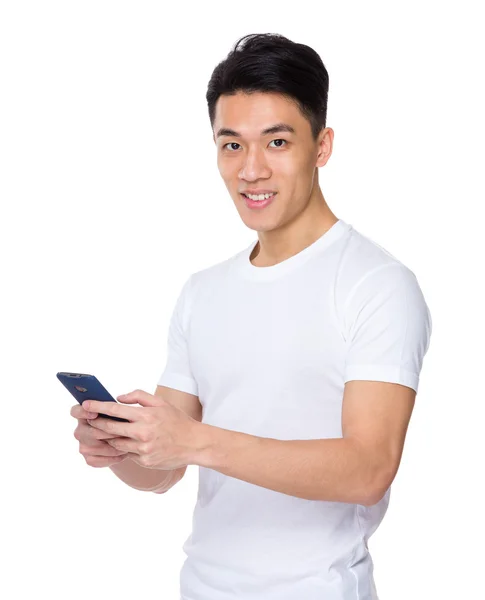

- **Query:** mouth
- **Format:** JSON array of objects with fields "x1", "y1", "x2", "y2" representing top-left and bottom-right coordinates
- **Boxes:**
[{"x1": 240, "y1": 192, "x2": 277, "y2": 210}]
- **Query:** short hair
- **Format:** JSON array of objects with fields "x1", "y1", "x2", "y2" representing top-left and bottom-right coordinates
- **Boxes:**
[{"x1": 206, "y1": 33, "x2": 330, "y2": 142}]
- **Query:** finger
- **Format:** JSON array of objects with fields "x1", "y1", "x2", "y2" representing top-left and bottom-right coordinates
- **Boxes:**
[
  {"x1": 80, "y1": 442, "x2": 127, "y2": 457},
  {"x1": 114, "y1": 396, "x2": 142, "y2": 405},
  {"x1": 124, "y1": 451, "x2": 145, "y2": 464},
  {"x1": 85, "y1": 454, "x2": 128, "y2": 468},
  {"x1": 85, "y1": 425, "x2": 120, "y2": 441},
  {"x1": 70, "y1": 404, "x2": 98, "y2": 420},
  {"x1": 81, "y1": 400, "x2": 140, "y2": 422},
  {"x1": 74, "y1": 419, "x2": 116, "y2": 443},
  {"x1": 116, "y1": 389, "x2": 163, "y2": 408},
  {"x1": 77, "y1": 425, "x2": 118, "y2": 442},
  {"x1": 106, "y1": 437, "x2": 140, "y2": 454},
  {"x1": 87, "y1": 416, "x2": 140, "y2": 440}
]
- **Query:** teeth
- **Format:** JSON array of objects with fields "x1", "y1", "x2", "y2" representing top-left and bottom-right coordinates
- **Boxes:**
[{"x1": 245, "y1": 192, "x2": 275, "y2": 201}]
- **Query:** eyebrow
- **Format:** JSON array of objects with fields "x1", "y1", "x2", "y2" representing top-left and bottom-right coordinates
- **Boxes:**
[{"x1": 215, "y1": 122, "x2": 296, "y2": 139}]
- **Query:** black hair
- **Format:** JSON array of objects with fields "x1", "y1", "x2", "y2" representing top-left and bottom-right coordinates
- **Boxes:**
[{"x1": 206, "y1": 33, "x2": 329, "y2": 142}]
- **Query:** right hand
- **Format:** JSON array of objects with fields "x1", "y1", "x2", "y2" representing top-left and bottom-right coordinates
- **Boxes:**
[{"x1": 71, "y1": 403, "x2": 129, "y2": 468}]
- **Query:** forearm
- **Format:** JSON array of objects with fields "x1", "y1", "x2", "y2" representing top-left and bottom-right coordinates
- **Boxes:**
[
  {"x1": 109, "y1": 458, "x2": 183, "y2": 493},
  {"x1": 195, "y1": 424, "x2": 385, "y2": 506}
]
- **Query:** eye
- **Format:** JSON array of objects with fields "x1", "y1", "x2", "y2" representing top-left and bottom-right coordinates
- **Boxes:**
[
  {"x1": 223, "y1": 142, "x2": 242, "y2": 151},
  {"x1": 268, "y1": 139, "x2": 287, "y2": 148},
  {"x1": 222, "y1": 139, "x2": 288, "y2": 151}
]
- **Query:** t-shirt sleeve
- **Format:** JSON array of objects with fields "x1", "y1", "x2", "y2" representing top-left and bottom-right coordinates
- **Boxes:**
[
  {"x1": 157, "y1": 275, "x2": 199, "y2": 396},
  {"x1": 342, "y1": 264, "x2": 432, "y2": 393}
]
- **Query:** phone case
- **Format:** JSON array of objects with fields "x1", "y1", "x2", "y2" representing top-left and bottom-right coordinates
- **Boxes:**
[{"x1": 57, "y1": 372, "x2": 129, "y2": 423}]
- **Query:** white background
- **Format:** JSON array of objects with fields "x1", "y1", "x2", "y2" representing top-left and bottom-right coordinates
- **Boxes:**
[{"x1": 1, "y1": 1, "x2": 483, "y2": 598}]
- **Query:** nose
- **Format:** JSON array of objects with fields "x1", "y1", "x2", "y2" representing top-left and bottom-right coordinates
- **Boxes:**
[{"x1": 238, "y1": 147, "x2": 272, "y2": 182}]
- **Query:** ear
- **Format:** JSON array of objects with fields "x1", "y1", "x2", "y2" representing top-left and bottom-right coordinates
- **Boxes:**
[{"x1": 315, "y1": 127, "x2": 334, "y2": 168}]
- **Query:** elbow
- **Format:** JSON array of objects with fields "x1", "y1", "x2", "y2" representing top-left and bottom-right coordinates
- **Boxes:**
[
  {"x1": 360, "y1": 489, "x2": 385, "y2": 507},
  {"x1": 360, "y1": 467, "x2": 395, "y2": 507}
]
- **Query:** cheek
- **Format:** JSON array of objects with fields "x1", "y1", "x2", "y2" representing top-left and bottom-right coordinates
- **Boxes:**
[
  {"x1": 282, "y1": 157, "x2": 314, "y2": 191},
  {"x1": 218, "y1": 158, "x2": 238, "y2": 181},
  {"x1": 272, "y1": 153, "x2": 304, "y2": 176}
]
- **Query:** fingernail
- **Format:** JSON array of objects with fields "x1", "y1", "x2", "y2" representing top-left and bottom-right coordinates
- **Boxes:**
[{"x1": 87, "y1": 412, "x2": 97, "y2": 419}]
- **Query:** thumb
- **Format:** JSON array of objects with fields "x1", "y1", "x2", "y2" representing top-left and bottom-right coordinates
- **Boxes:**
[{"x1": 116, "y1": 389, "x2": 163, "y2": 408}]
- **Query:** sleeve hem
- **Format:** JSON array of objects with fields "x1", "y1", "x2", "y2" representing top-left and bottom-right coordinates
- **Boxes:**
[
  {"x1": 344, "y1": 364, "x2": 419, "y2": 393},
  {"x1": 157, "y1": 372, "x2": 199, "y2": 396}
]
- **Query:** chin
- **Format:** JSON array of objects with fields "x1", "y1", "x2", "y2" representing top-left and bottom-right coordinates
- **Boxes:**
[{"x1": 241, "y1": 219, "x2": 279, "y2": 233}]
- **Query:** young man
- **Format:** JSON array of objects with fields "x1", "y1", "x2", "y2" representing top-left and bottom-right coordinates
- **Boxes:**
[{"x1": 73, "y1": 33, "x2": 432, "y2": 600}]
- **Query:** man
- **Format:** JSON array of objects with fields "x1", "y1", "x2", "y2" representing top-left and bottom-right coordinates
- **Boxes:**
[{"x1": 72, "y1": 33, "x2": 432, "y2": 600}]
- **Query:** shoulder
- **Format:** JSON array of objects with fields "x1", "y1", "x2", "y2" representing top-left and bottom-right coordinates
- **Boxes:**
[
  {"x1": 185, "y1": 245, "x2": 246, "y2": 302},
  {"x1": 336, "y1": 225, "x2": 419, "y2": 304},
  {"x1": 333, "y1": 225, "x2": 431, "y2": 336}
]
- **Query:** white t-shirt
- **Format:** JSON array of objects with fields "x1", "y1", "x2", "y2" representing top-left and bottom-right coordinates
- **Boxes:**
[{"x1": 158, "y1": 218, "x2": 432, "y2": 600}]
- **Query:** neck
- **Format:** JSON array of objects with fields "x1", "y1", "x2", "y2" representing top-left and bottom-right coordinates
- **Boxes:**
[{"x1": 250, "y1": 186, "x2": 339, "y2": 267}]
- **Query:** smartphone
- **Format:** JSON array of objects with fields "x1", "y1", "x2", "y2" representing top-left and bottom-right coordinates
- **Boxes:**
[{"x1": 57, "y1": 372, "x2": 130, "y2": 423}]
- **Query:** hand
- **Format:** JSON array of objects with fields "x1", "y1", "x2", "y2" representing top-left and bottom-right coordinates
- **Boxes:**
[
  {"x1": 82, "y1": 389, "x2": 205, "y2": 471},
  {"x1": 71, "y1": 403, "x2": 129, "y2": 468}
]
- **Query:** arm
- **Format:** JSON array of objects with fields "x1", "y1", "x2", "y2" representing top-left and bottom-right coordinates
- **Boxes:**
[
  {"x1": 194, "y1": 380, "x2": 415, "y2": 506},
  {"x1": 109, "y1": 385, "x2": 202, "y2": 493}
]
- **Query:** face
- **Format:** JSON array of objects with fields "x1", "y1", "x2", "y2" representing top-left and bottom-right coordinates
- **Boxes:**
[{"x1": 212, "y1": 91, "x2": 333, "y2": 234}]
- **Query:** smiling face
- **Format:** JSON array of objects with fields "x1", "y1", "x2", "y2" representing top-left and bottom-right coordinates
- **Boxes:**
[{"x1": 212, "y1": 91, "x2": 333, "y2": 235}]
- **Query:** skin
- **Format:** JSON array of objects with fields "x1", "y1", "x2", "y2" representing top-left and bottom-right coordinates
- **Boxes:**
[
  {"x1": 213, "y1": 90, "x2": 340, "y2": 266},
  {"x1": 70, "y1": 92, "x2": 415, "y2": 507},
  {"x1": 71, "y1": 404, "x2": 129, "y2": 468},
  {"x1": 72, "y1": 91, "x2": 345, "y2": 473},
  {"x1": 75, "y1": 392, "x2": 203, "y2": 470},
  {"x1": 70, "y1": 90, "x2": 417, "y2": 509}
]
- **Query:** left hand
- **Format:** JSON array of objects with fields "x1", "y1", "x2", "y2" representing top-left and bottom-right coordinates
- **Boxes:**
[{"x1": 82, "y1": 389, "x2": 203, "y2": 470}]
